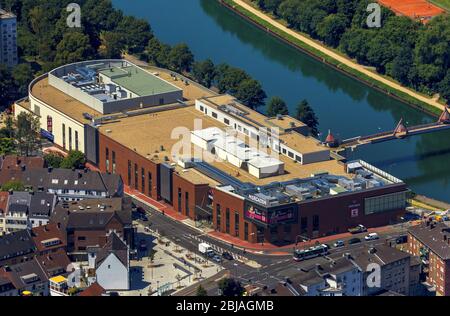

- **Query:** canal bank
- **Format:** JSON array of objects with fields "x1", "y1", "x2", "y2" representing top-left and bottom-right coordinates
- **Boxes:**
[
  {"x1": 219, "y1": 0, "x2": 445, "y2": 117},
  {"x1": 112, "y1": 0, "x2": 450, "y2": 203}
]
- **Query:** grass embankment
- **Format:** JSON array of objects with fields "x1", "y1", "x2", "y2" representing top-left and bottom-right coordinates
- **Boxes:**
[
  {"x1": 430, "y1": 0, "x2": 450, "y2": 12},
  {"x1": 220, "y1": 0, "x2": 444, "y2": 117}
]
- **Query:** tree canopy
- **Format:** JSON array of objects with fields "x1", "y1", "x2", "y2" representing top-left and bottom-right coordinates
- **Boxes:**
[
  {"x1": 255, "y1": 0, "x2": 450, "y2": 102},
  {"x1": 267, "y1": 96, "x2": 289, "y2": 117}
]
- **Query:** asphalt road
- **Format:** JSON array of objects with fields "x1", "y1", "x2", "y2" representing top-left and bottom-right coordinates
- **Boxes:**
[{"x1": 131, "y1": 197, "x2": 409, "y2": 294}]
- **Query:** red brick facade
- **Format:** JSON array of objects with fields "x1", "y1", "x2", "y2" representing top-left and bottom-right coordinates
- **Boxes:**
[
  {"x1": 407, "y1": 231, "x2": 450, "y2": 296},
  {"x1": 98, "y1": 133, "x2": 159, "y2": 199},
  {"x1": 96, "y1": 132, "x2": 407, "y2": 245}
]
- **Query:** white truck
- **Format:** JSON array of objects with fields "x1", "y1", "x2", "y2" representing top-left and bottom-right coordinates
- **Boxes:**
[{"x1": 199, "y1": 242, "x2": 215, "y2": 257}]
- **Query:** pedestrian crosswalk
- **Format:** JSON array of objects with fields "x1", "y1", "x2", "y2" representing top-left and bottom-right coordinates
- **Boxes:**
[{"x1": 188, "y1": 234, "x2": 246, "y2": 262}]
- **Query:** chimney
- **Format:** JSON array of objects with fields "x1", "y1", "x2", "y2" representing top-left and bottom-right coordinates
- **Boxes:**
[
  {"x1": 21, "y1": 165, "x2": 26, "y2": 171},
  {"x1": 48, "y1": 167, "x2": 53, "y2": 173},
  {"x1": 44, "y1": 225, "x2": 49, "y2": 232},
  {"x1": 78, "y1": 172, "x2": 82, "y2": 179},
  {"x1": 16, "y1": 158, "x2": 21, "y2": 165},
  {"x1": 57, "y1": 222, "x2": 61, "y2": 229}
]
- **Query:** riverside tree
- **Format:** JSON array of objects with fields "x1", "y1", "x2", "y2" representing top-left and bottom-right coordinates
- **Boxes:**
[
  {"x1": 266, "y1": 96, "x2": 289, "y2": 117},
  {"x1": 295, "y1": 99, "x2": 319, "y2": 136}
]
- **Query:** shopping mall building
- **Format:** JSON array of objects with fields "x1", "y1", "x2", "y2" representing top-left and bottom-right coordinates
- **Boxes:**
[{"x1": 14, "y1": 60, "x2": 408, "y2": 244}]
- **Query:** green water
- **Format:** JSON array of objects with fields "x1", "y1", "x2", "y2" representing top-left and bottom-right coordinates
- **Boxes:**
[{"x1": 112, "y1": 0, "x2": 450, "y2": 203}]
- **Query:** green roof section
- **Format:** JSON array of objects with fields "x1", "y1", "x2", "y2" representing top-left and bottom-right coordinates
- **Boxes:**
[{"x1": 99, "y1": 65, "x2": 181, "y2": 96}]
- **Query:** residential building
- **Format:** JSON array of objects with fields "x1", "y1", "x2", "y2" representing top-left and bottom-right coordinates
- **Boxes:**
[
  {"x1": 0, "y1": 229, "x2": 36, "y2": 267},
  {"x1": 31, "y1": 223, "x2": 66, "y2": 256},
  {"x1": 35, "y1": 249, "x2": 71, "y2": 279},
  {"x1": 282, "y1": 256, "x2": 362, "y2": 296},
  {"x1": 0, "y1": 9, "x2": 18, "y2": 67},
  {"x1": 0, "y1": 192, "x2": 8, "y2": 236},
  {"x1": 50, "y1": 197, "x2": 133, "y2": 256},
  {"x1": 407, "y1": 221, "x2": 450, "y2": 296},
  {"x1": 87, "y1": 232, "x2": 129, "y2": 291},
  {"x1": 0, "y1": 167, "x2": 123, "y2": 201},
  {"x1": 4, "y1": 191, "x2": 30, "y2": 232},
  {"x1": 14, "y1": 60, "x2": 409, "y2": 244},
  {"x1": 0, "y1": 257, "x2": 49, "y2": 296},
  {"x1": 3, "y1": 191, "x2": 56, "y2": 233},
  {"x1": 0, "y1": 156, "x2": 45, "y2": 172},
  {"x1": 0, "y1": 276, "x2": 15, "y2": 296},
  {"x1": 349, "y1": 244, "x2": 417, "y2": 296}
]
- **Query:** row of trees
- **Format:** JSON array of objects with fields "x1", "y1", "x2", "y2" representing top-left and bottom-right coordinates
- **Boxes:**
[
  {"x1": 267, "y1": 97, "x2": 319, "y2": 135},
  {"x1": 255, "y1": 0, "x2": 450, "y2": 102},
  {"x1": 143, "y1": 41, "x2": 268, "y2": 109},
  {"x1": 0, "y1": 0, "x2": 269, "y2": 111}
]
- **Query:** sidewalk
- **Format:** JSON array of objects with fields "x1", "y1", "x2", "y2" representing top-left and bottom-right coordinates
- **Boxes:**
[{"x1": 124, "y1": 185, "x2": 410, "y2": 256}]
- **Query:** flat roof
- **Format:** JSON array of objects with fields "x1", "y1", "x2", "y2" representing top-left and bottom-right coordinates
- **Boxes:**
[
  {"x1": 98, "y1": 105, "x2": 225, "y2": 164},
  {"x1": 99, "y1": 65, "x2": 181, "y2": 96},
  {"x1": 30, "y1": 76, "x2": 101, "y2": 124},
  {"x1": 200, "y1": 95, "x2": 307, "y2": 132},
  {"x1": 279, "y1": 132, "x2": 329, "y2": 154},
  {"x1": 98, "y1": 104, "x2": 348, "y2": 186},
  {"x1": 27, "y1": 65, "x2": 216, "y2": 125}
]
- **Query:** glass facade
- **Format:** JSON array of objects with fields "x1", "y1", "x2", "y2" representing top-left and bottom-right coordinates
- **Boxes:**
[{"x1": 365, "y1": 191, "x2": 407, "y2": 215}]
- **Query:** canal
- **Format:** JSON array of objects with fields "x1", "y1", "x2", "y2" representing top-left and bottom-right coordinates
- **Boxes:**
[{"x1": 112, "y1": 0, "x2": 450, "y2": 203}]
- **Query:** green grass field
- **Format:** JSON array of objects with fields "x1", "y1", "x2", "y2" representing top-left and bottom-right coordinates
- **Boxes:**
[{"x1": 430, "y1": 0, "x2": 450, "y2": 11}]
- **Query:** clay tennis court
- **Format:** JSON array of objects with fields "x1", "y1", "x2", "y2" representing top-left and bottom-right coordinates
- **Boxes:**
[{"x1": 378, "y1": 0, "x2": 445, "y2": 21}]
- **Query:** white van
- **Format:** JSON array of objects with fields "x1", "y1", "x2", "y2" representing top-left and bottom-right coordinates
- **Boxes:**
[{"x1": 364, "y1": 233, "x2": 379, "y2": 241}]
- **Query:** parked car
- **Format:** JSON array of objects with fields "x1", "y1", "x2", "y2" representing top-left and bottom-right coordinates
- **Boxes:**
[
  {"x1": 212, "y1": 254, "x2": 222, "y2": 263},
  {"x1": 364, "y1": 233, "x2": 379, "y2": 241},
  {"x1": 222, "y1": 252, "x2": 234, "y2": 260},
  {"x1": 333, "y1": 240, "x2": 345, "y2": 248},
  {"x1": 348, "y1": 225, "x2": 367, "y2": 234},
  {"x1": 348, "y1": 238, "x2": 361, "y2": 245},
  {"x1": 402, "y1": 212, "x2": 421, "y2": 221}
]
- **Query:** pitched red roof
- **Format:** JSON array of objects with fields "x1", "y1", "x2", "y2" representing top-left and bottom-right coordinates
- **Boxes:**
[
  {"x1": 78, "y1": 282, "x2": 106, "y2": 296},
  {"x1": 325, "y1": 130, "x2": 335, "y2": 144},
  {"x1": 31, "y1": 223, "x2": 67, "y2": 253},
  {"x1": 0, "y1": 155, "x2": 45, "y2": 171}
]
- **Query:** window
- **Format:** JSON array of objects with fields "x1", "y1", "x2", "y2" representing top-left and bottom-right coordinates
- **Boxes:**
[
  {"x1": 105, "y1": 148, "x2": 110, "y2": 172},
  {"x1": 185, "y1": 192, "x2": 189, "y2": 217},
  {"x1": 141, "y1": 168, "x2": 145, "y2": 193},
  {"x1": 112, "y1": 151, "x2": 116, "y2": 174},
  {"x1": 178, "y1": 188, "x2": 182, "y2": 213},
  {"x1": 75, "y1": 131, "x2": 79, "y2": 151},
  {"x1": 134, "y1": 164, "x2": 138, "y2": 189},
  {"x1": 212, "y1": 112, "x2": 218, "y2": 119},
  {"x1": 68, "y1": 127, "x2": 72, "y2": 150},
  {"x1": 148, "y1": 172, "x2": 152, "y2": 197},
  {"x1": 301, "y1": 217, "x2": 308, "y2": 234},
  {"x1": 234, "y1": 212, "x2": 239, "y2": 236},
  {"x1": 216, "y1": 204, "x2": 221, "y2": 230},
  {"x1": 225, "y1": 208, "x2": 230, "y2": 234},
  {"x1": 77, "y1": 236, "x2": 86, "y2": 241},
  {"x1": 224, "y1": 118, "x2": 230, "y2": 125},
  {"x1": 199, "y1": 105, "x2": 204, "y2": 112},
  {"x1": 127, "y1": 161, "x2": 132, "y2": 186},
  {"x1": 62, "y1": 124, "x2": 66, "y2": 149},
  {"x1": 313, "y1": 215, "x2": 319, "y2": 232},
  {"x1": 365, "y1": 191, "x2": 407, "y2": 215}
]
